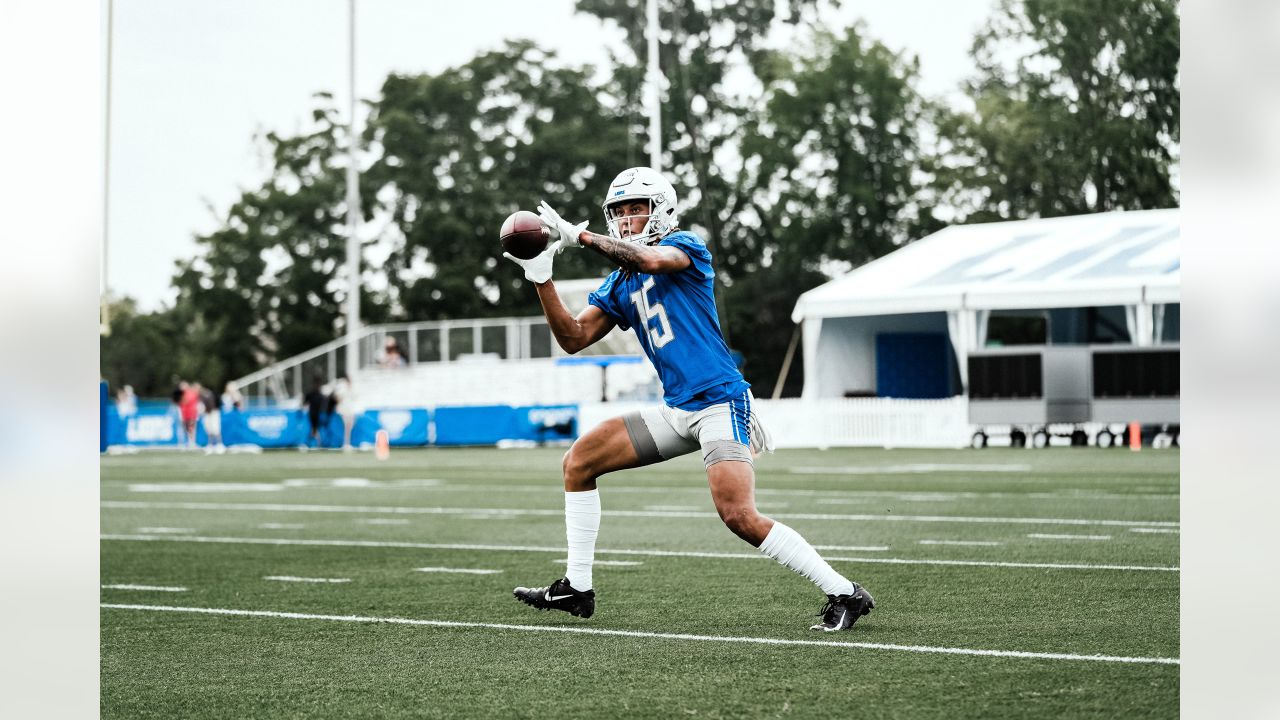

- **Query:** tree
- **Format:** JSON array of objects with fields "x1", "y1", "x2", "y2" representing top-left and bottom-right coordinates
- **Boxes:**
[
  {"x1": 99, "y1": 296, "x2": 229, "y2": 397},
  {"x1": 730, "y1": 24, "x2": 938, "y2": 392},
  {"x1": 365, "y1": 41, "x2": 632, "y2": 321},
  {"x1": 171, "y1": 97, "x2": 379, "y2": 381},
  {"x1": 938, "y1": 0, "x2": 1180, "y2": 220}
]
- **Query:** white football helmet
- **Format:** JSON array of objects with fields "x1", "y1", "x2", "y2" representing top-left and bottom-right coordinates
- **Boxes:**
[{"x1": 601, "y1": 167, "x2": 679, "y2": 244}]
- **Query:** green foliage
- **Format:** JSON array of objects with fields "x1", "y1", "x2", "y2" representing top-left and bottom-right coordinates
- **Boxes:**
[
  {"x1": 728, "y1": 24, "x2": 937, "y2": 392},
  {"x1": 172, "y1": 98, "x2": 354, "y2": 380},
  {"x1": 938, "y1": 0, "x2": 1180, "y2": 219},
  {"x1": 366, "y1": 41, "x2": 630, "y2": 320},
  {"x1": 128, "y1": 2, "x2": 1178, "y2": 395},
  {"x1": 99, "y1": 297, "x2": 227, "y2": 397}
]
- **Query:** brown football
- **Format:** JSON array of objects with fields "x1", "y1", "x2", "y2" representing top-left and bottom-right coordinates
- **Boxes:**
[{"x1": 499, "y1": 210, "x2": 550, "y2": 260}]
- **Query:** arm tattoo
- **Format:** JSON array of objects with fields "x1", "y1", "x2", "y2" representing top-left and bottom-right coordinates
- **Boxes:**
[{"x1": 584, "y1": 233, "x2": 649, "y2": 273}]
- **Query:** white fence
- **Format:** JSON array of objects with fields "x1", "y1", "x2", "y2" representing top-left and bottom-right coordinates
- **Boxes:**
[{"x1": 580, "y1": 397, "x2": 971, "y2": 449}]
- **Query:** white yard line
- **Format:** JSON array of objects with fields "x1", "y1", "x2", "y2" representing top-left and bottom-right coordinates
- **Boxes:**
[
  {"x1": 555, "y1": 559, "x2": 643, "y2": 566},
  {"x1": 102, "y1": 500, "x2": 1179, "y2": 529},
  {"x1": 789, "y1": 464, "x2": 1034, "y2": 474},
  {"x1": 129, "y1": 483, "x2": 284, "y2": 493},
  {"x1": 918, "y1": 540, "x2": 1004, "y2": 547},
  {"x1": 812, "y1": 545, "x2": 890, "y2": 552},
  {"x1": 1027, "y1": 534, "x2": 1113, "y2": 541},
  {"x1": 101, "y1": 584, "x2": 187, "y2": 592},
  {"x1": 135, "y1": 527, "x2": 195, "y2": 534},
  {"x1": 100, "y1": 534, "x2": 1179, "y2": 572},
  {"x1": 259, "y1": 523, "x2": 305, "y2": 530},
  {"x1": 263, "y1": 576, "x2": 351, "y2": 583},
  {"x1": 356, "y1": 518, "x2": 411, "y2": 525},
  {"x1": 414, "y1": 567, "x2": 502, "y2": 575},
  {"x1": 1129, "y1": 528, "x2": 1179, "y2": 534},
  {"x1": 104, "y1": 480, "x2": 1179, "y2": 501},
  {"x1": 99, "y1": 603, "x2": 1180, "y2": 666}
]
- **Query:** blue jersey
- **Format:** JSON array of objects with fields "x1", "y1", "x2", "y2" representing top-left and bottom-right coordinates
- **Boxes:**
[{"x1": 587, "y1": 230, "x2": 749, "y2": 410}]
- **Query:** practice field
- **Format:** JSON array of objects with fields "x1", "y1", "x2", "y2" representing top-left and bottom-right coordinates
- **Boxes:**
[{"x1": 101, "y1": 446, "x2": 1179, "y2": 718}]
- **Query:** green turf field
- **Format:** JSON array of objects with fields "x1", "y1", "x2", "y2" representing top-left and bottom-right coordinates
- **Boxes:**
[{"x1": 101, "y1": 446, "x2": 1179, "y2": 718}]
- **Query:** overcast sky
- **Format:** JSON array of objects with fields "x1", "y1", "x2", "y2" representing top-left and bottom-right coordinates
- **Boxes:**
[{"x1": 107, "y1": 0, "x2": 996, "y2": 311}]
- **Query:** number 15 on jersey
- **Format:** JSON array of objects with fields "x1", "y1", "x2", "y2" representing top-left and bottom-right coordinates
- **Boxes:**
[{"x1": 629, "y1": 277, "x2": 675, "y2": 349}]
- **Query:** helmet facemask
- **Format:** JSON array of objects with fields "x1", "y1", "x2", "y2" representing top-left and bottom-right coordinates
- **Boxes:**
[{"x1": 604, "y1": 199, "x2": 661, "y2": 245}]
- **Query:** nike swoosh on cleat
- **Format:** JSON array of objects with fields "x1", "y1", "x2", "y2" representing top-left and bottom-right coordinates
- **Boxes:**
[
  {"x1": 545, "y1": 592, "x2": 574, "y2": 601},
  {"x1": 839, "y1": 609, "x2": 848, "y2": 629}
]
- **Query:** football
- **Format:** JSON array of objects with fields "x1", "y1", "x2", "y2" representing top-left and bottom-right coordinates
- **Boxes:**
[{"x1": 499, "y1": 210, "x2": 550, "y2": 260}]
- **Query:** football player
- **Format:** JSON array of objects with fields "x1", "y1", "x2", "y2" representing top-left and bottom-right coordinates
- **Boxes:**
[{"x1": 503, "y1": 167, "x2": 874, "y2": 631}]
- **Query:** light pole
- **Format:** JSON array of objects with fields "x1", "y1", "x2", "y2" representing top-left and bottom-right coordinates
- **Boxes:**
[
  {"x1": 344, "y1": 0, "x2": 362, "y2": 379},
  {"x1": 646, "y1": 0, "x2": 662, "y2": 171}
]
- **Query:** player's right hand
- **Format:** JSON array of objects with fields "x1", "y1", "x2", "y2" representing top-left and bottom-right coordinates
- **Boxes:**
[
  {"x1": 537, "y1": 201, "x2": 587, "y2": 248},
  {"x1": 504, "y1": 239, "x2": 565, "y2": 284}
]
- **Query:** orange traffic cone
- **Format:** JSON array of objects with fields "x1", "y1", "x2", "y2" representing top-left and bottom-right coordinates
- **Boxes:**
[
  {"x1": 375, "y1": 429, "x2": 390, "y2": 460},
  {"x1": 1128, "y1": 422, "x2": 1141, "y2": 452}
]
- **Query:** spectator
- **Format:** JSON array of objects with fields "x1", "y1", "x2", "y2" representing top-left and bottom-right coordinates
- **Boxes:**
[
  {"x1": 179, "y1": 382, "x2": 200, "y2": 450},
  {"x1": 302, "y1": 376, "x2": 329, "y2": 448},
  {"x1": 221, "y1": 381, "x2": 243, "y2": 413},
  {"x1": 200, "y1": 383, "x2": 224, "y2": 454},
  {"x1": 329, "y1": 373, "x2": 362, "y2": 451},
  {"x1": 171, "y1": 379, "x2": 189, "y2": 445},
  {"x1": 381, "y1": 337, "x2": 408, "y2": 368},
  {"x1": 116, "y1": 385, "x2": 137, "y2": 418}
]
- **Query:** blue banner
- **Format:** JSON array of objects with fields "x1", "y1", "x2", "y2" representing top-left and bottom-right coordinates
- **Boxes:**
[
  {"x1": 222, "y1": 408, "x2": 310, "y2": 448},
  {"x1": 103, "y1": 401, "x2": 576, "y2": 449},
  {"x1": 356, "y1": 408, "x2": 431, "y2": 447},
  {"x1": 434, "y1": 404, "x2": 576, "y2": 446}
]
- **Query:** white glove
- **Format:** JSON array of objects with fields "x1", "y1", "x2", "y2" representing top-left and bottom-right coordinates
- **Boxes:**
[
  {"x1": 504, "y1": 239, "x2": 565, "y2": 284},
  {"x1": 537, "y1": 200, "x2": 588, "y2": 248}
]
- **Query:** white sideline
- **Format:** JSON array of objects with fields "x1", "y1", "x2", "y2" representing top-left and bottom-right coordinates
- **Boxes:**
[
  {"x1": 99, "y1": 603, "x2": 1180, "y2": 666},
  {"x1": 101, "y1": 584, "x2": 187, "y2": 592},
  {"x1": 100, "y1": 534, "x2": 1179, "y2": 572},
  {"x1": 264, "y1": 576, "x2": 351, "y2": 583},
  {"x1": 104, "y1": 479, "x2": 1179, "y2": 501},
  {"x1": 101, "y1": 500, "x2": 1180, "y2": 529}
]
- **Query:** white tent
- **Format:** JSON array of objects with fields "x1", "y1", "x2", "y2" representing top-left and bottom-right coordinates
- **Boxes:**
[{"x1": 790, "y1": 209, "x2": 1180, "y2": 399}]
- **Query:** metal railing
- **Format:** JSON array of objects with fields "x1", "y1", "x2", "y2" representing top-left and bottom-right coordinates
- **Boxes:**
[{"x1": 232, "y1": 316, "x2": 642, "y2": 404}]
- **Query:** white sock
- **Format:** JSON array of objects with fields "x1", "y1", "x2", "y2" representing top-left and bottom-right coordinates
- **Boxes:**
[
  {"x1": 758, "y1": 522, "x2": 856, "y2": 597},
  {"x1": 564, "y1": 489, "x2": 600, "y2": 591}
]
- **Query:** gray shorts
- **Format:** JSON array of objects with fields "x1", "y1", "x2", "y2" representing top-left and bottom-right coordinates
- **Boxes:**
[{"x1": 622, "y1": 392, "x2": 775, "y2": 469}]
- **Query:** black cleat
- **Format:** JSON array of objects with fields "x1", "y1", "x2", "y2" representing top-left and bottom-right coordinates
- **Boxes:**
[
  {"x1": 810, "y1": 583, "x2": 875, "y2": 632},
  {"x1": 513, "y1": 577, "x2": 595, "y2": 619}
]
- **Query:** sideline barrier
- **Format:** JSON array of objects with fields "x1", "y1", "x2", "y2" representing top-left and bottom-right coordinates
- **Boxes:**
[{"x1": 104, "y1": 403, "x2": 577, "y2": 450}]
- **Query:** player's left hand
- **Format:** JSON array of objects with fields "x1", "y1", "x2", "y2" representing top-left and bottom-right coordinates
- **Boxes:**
[{"x1": 537, "y1": 200, "x2": 588, "y2": 248}]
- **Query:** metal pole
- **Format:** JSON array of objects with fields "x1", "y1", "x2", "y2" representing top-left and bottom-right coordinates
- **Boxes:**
[
  {"x1": 101, "y1": 0, "x2": 113, "y2": 335},
  {"x1": 646, "y1": 0, "x2": 661, "y2": 171},
  {"x1": 344, "y1": 0, "x2": 362, "y2": 380}
]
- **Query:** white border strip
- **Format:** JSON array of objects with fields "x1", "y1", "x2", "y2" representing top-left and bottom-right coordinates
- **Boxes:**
[
  {"x1": 100, "y1": 534, "x2": 1179, "y2": 572},
  {"x1": 102, "y1": 501, "x2": 1180, "y2": 528},
  {"x1": 99, "y1": 603, "x2": 1179, "y2": 666}
]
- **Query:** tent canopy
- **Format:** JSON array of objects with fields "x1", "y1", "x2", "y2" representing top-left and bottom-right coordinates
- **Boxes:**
[{"x1": 791, "y1": 209, "x2": 1179, "y2": 323}]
